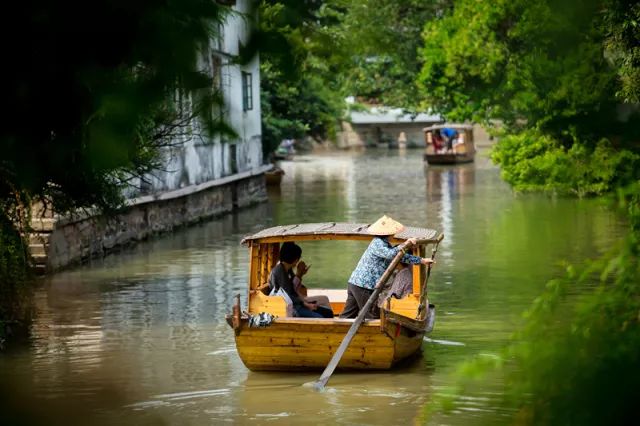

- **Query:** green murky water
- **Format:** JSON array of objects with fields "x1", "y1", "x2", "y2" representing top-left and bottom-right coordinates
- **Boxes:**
[{"x1": 0, "y1": 148, "x2": 625, "y2": 425}]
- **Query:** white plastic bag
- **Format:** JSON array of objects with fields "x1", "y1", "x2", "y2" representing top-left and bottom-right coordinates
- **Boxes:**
[{"x1": 269, "y1": 286, "x2": 294, "y2": 317}]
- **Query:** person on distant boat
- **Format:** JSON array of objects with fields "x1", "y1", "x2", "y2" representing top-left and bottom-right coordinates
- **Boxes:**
[
  {"x1": 432, "y1": 129, "x2": 445, "y2": 152},
  {"x1": 340, "y1": 215, "x2": 435, "y2": 319},
  {"x1": 397, "y1": 131, "x2": 407, "y2": 148},
  {"x1": 441, "y1": 127, "x2": 458, "y2": 151},
  {"x1": 269, "y1": 242, "x2": 334, "y2": 318}
]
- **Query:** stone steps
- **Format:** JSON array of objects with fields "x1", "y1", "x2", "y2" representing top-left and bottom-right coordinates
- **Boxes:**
[
  {"x1": 28, "y1": 232, "x2": 50, "y2": 245},
  {"x1": 30, "y1": 218, "x2": 56, "y2": 232},
  {"x1": 26, "y1": 206, "x2": 56, "y2": 274},
  {"x1": 28, "y1": 243, "x2": 47, "y2": 256}
]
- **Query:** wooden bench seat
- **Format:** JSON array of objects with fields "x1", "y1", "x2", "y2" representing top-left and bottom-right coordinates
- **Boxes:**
[{"x1": 249, "y1": 288, "x2": 420, "y2": 319}]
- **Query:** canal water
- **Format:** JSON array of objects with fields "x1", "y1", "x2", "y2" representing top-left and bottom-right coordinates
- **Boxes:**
[{"x1": 0, "y1": 149, "x2": 626, "y2": 425}]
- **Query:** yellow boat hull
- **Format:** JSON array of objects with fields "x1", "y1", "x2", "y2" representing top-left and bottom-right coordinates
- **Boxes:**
[{"x1": 232, "y1": 317, "x2": 426, "y2": 371}]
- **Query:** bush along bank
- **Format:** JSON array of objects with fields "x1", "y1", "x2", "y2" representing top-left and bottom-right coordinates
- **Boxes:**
[{"x1": 0, "y1": 214, "x2": 33, "y2": 351}]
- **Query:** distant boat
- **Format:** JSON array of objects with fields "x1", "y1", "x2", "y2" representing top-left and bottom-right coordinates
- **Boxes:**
[
  {"x1": 265, "y1": 166, "x2": 285, "y2": 186},
  {"x1": 423, "y1": 124, "x2": 476, "y2": 165},
  {"x1": 226, "y1": 222, "x2": 443, "y2": 371},
  {"x1": 273, "y1": 139, "x2": 296, "y2": 161},
  {"x1": 272, "y1": 150, "x2": 293, "y2": 161}
]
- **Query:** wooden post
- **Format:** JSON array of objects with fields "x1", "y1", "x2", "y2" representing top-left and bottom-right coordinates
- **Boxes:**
[{"x1": 232, "y1": 294, "x2": 241, "y2": 335}]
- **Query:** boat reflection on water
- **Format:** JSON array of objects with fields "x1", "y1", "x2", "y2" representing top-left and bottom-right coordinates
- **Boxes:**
[
  {"x1": 422, "y1": 163, "x2": 477, "y2": 270},
  {"x1": 424, "y1": 163, "x2": 476, "y2": 201}
]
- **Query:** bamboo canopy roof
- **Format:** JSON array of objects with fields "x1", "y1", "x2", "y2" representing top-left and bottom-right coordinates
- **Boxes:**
[
  {"x1": 423, "y1": 124, "x2": 473, "y2": 132},
  {"x1": 241, "y1": 222, "x2": 441, "y2": 245}
]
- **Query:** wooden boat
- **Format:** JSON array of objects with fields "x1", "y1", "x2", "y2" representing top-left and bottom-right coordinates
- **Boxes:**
[
  {"x1": 264, "y1": 166, "x2": 285, "y2": 186},
  {"x1": 226, "y1": 222, "x2": 443, "y2": 371},
  {"x1": 272, "y1": 151, "x2": 293, "y2": 161},
  {"x1": 423, "y1": 124, "x2": 476, "y2": 164}
]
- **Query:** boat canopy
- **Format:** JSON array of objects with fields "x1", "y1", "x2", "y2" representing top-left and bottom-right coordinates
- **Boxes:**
[
  {"x1": 423, "y1": 124, "x2": 473, "y2": 132},
  {"x1": 241, "y1": 222, "x2": 441, "y2": 245}
]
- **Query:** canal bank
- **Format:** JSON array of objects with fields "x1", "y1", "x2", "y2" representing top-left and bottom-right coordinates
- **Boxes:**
[{"x1": 36, "y1": 165, "x2": 271, "y2": 272}]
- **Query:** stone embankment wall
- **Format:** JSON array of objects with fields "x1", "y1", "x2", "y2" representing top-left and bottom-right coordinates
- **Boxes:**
[{"x1": 46, "y1": 168, "x2": 269, "y2": 271}]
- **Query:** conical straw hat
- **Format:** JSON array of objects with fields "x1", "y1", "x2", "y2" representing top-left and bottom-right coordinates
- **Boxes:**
[{"x1": 367, "y1": 215, "x2": 405, "y2": 236}]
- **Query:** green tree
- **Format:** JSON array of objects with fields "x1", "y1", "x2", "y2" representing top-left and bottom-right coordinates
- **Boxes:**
[
  {"x1": 333, "y1": 0, "x2": 447, "y2": 108},
  {"x1": 603, "y1": 0, "x2": 640, "y2": 103},
  {"x1": 419, "y1": 0, "x2": 640, "y2": 195},
  {"x1": 252, "y1": 1, "x2": 346, "y2": 155}
]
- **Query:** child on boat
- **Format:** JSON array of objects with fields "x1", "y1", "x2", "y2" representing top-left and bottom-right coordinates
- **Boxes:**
[{"x1": 432, "y1": 129, "x2": 445, "y2": 153}]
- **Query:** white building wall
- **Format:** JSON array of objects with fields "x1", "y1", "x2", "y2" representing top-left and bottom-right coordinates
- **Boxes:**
[
  {"x1": 222, "y1": 2, "x2": 262, "y2": 173},
  {"x1": 124, "y1": 0, "x2": 263, "y2": 199}
]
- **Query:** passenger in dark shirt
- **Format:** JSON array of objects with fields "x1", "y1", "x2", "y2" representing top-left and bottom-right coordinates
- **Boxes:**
[{"x1": 269, "y1": 242, "x2": 333, "y2": 318}]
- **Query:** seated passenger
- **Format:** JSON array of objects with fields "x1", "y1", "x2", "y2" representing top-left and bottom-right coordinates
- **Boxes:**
[
  {"x1": 432, "y1": 130, "x2": 445, "y2": 152},
  {"x1": 390, "y1": 262, "x2": 413, "y2": 299},
  {"x1": 269, "y1": 242, "x2": 334, "y2": 318},
  {"x1": 378, "y1": 262, "x2": 413, "y2": 308}
]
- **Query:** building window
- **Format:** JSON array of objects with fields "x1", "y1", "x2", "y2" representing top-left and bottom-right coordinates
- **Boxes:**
[
  {"x1": 211, "y1": 55, "x2": 222, "y2": 91},
  {"x1": 242, "y1": 72, "x2": 253, "y2": 111}
]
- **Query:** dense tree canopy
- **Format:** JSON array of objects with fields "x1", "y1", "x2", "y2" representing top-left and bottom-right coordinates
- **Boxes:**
[
  {"x1": 333, "y1": 0, "x2": 449, "y2": 108},
  {"x1": 253, "y1": 1, "x2": 346, "y2": 154},
  {"x1": 419, "y1": 0, "x2": 640, "y2": 195},
  {"x1": 420, "y1": 0, "x2": 620, "y2": 137},
  {"x1": 603, "y1": 0, "x2": 640, "y2": 103},
  {"x1": 255, "y1": 0, "x2": 450, "y2": 155}
]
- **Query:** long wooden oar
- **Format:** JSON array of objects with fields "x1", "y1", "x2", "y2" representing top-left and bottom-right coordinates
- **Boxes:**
[{"x1": 312, "y1": 239, "x2": 415, "y2": 391}]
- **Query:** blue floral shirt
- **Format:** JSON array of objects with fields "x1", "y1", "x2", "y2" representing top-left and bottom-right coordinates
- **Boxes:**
[{"x1": 348, "y1": 237, "x2": 422, "y2": 290}]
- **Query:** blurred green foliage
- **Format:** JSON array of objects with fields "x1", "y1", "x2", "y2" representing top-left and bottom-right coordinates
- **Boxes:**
[
  {"x1": 419, "y1": 0, "x2": 640, "y2": 422},
  {"x1": 0, "y1": 208, "x2": 32, "y2": 350},
  {"x1": 430, "y1": 183, "x2": 640, "y2": 424},
  {"x1": 2, "y1": 0, "x2": 231, "y2": 214},
  {"x1": 0, "y1": 0, "x2": 231, "y2": 345}
]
